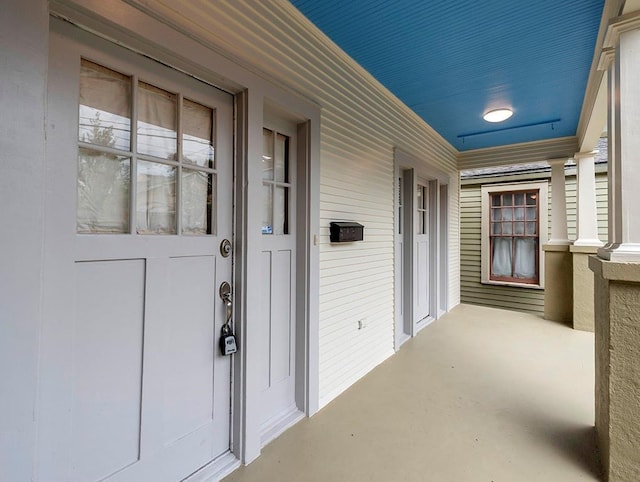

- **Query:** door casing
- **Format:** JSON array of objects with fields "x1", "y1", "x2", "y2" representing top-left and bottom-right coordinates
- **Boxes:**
[{"x1": 394, "y1": 149, "x2": 450, "y2": 350}]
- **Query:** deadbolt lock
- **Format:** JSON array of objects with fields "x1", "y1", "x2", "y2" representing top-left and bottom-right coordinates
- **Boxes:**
[{"x1": 220, "y1": 239, "x2": 232, "y2": 258}]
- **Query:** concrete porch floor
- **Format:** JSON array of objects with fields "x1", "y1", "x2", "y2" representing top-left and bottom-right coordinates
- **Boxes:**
[{"x1": 224, "y1": 304, "x2": 598, "y2": 482}]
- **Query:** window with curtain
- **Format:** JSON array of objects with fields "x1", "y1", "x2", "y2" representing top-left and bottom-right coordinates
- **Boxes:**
[
  {"x1": 77, "y1": 59, "x2": 216, "y2": 235},
  {"x1": 489, "y1": 190, "x2": 539, "y2": 284}
]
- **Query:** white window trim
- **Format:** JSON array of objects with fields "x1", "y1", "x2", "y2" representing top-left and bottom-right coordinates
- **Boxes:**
[{"x1": 480, "y1": 181, "x2": 548, "y2": 289}]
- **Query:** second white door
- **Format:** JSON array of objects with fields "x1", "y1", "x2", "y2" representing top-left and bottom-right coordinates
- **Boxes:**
[{"x1": 259, "y1": 116, "x2": 299, "y2": 443}]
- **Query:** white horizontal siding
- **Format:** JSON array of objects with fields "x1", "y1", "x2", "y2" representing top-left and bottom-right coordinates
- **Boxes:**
[
  {"x1": 150, "y1": 1, "x2": 459, "y2": 407},
  {"x1": 460, "y1": 171, "x2": 608, "y2": 314},
  {"x1": 448, "y1": 177, "x2": 461, "y2": 308},
  {"x1": 458, "y1": 136, "x2": 579, "y2": 170}
]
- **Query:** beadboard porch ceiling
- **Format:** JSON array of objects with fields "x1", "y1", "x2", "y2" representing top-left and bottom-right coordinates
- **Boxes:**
[{"x1": 290, "y1": 1, "x2": 605, "y2": 152}]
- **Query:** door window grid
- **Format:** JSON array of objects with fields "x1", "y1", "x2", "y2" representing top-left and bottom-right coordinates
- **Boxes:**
[
  {"x1": 262, "y1": 128, "x2": 290, "y2": 235},
  {"x1": 417, "y1": 184, "x2": 427, "y2": 235},
  {"x1": 489, "y1": 190, "x2": 539, "y2": 284},
  {"x1": 77, "y1": 59, "x2": 217, "y2": 235}
]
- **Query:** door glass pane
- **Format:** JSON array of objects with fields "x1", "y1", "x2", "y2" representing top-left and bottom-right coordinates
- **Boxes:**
[
  {"x1": 418, "y1": 210, "x2": 425, "y2": 235},
  {"x1": 183, "y1": 99, "x2": 214, "y2": 168},
  {"x1": 275, "y1": 133, "x2": 288, "y2": 182},
  {"x1": 274, "y1": 186, "x2": 288, "y2": 235},
  {"x1": 262, "y1": 184, "x2": 273, "y2": 234},
  {"x1": 182, "y1": 169, "x2": 213, "y2": 235},
  {"x1": 77, "y1": 148, "x2": 130, "y2": 233},
  {"x1": 262, "y1": 129, "x2": 274, "y2": 180},
  {"x1": 136, "y1": 160, "x2": 176, "y2": 234},
  {"x1": 79, "y1": 60, "x2": 131, "y2": 151},
  {"x1": 137, "y1": 82, "x2": 177, "y2": 160}
]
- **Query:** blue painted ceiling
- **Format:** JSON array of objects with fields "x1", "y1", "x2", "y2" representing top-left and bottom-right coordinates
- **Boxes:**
[{"x1": 290, "y1": 0, "x2": 605, "y2": 151}]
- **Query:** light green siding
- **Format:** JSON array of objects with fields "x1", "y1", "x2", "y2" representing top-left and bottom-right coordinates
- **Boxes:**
[{"x1": 460, "y1": 170, "x2": 608, "y2": 315}]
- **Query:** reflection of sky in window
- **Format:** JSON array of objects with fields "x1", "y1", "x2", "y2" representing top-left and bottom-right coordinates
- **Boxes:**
[
  {"x1": 137, "y1": 121, "x2": 176, "y2": 160},
  {"x1": 183, "y1": 134, "x2": 214, "y2": 168},
  {"x1": 80, "y1": 105, "x2": 215, "y2": 165},
  {"x1": 138, "y1": 161, "x2": 174, "y2": 177},
  {"x1": 79, "y1": 105, "x2": 130, "y2": 151}
]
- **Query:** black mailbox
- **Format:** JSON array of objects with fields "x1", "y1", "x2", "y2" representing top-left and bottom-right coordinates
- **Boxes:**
[{"x1": 330, "y1": 222, "x2": 364, "y2": 243}]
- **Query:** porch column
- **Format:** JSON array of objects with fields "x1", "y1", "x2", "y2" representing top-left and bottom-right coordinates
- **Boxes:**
[
  {"x1": 542, "y1": 158, "x2": 572, "y2": 324},
  {"x1": 569, "y1": 151, "x2": 602, "y2": 331},
  {"x1": 591, "y1": 13, "x2": 640, "y2": 482}
]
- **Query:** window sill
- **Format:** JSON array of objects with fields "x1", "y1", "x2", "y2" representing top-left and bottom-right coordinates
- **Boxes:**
[{"x1": 481, "y1": 280, "x2": 544, "y2": 290}]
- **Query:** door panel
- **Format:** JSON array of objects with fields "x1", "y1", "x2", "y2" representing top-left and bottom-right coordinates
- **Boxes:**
[
  {"x1": 271, "y1": 249, "x2": 292, "y2": 384},
  {"x1": 71, "y1": 260, "x2": 145, "y2": 482},
  {"x1": 163, "y1": 255, "x2": 217, "y2": 446},
  {"x1": 416, "y1": 238, "x2": 429, "y2": 320}
]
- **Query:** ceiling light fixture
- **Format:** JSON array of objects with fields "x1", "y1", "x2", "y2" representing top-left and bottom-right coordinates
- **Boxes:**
[{"x1": 483, "y1": 108, "x2": 513, "y2": 123}]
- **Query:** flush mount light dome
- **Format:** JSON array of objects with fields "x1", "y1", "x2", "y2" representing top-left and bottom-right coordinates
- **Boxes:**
[{"x1": 483, "y1": 108, "x2": 513, "y2": 123}]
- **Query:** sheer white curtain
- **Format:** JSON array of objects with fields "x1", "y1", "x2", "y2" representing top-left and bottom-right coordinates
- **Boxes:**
[
  {"x1": 514, "y1": 238, "x2": 536, "y2": 279},
  {"x1": 77, "y1": 60, "x2": 131, "y2": 233},
  {"x1": 492, "y1": 238, "x2": 512, "y2": 277},
  {"x1": 492, "y1": 237, "x2": 537, "y2": 279},
  {"x1": 136, "y1": 162, "x2": 176, "y2": 234}
]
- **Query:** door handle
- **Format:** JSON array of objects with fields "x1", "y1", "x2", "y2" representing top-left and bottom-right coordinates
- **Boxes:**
[
  {"x1": 219, "y1": 281, "x2": 233, "y2": 325},
  {"x1": 218, "y1": 281, "x2": 237, "y2": 355}
]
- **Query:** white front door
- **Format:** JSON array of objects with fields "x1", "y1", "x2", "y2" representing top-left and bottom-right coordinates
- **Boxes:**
[
  {"x1": 41, "y1": 25, "x2": 234, "y2": 482},
  {"x1": 415, "y1": 179, "x2": 431, "y2": 323},
  {"x1": 259, "y1": 117, "x2": 299, "y2": 443}
]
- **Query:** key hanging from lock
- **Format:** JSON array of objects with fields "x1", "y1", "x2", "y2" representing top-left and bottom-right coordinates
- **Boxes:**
[{"x1": 218, "y1": 281, "x2": 237, "y2": 356}]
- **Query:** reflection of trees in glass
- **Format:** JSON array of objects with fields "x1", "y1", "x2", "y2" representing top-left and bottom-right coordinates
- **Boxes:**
[
  {"x1": 77, "y1": 112, "x2": 130, "y2": 233},
  {"x1": 80, "y1": 111, "x2": 115, "y2": 146}
]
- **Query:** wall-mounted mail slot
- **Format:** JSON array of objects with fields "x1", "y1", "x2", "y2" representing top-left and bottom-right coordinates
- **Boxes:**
[{"x1": 330, "y1": 221, "x2": 364, "y2": 243}]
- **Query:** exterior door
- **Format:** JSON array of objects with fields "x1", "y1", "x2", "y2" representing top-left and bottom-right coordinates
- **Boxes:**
[
  {"x1": 259, "y1": 117, "x2": 298, "y2": 442},
  {"x1": 415, "y1": 179, "x2": 431, "y2": 323},
  {"x1": 42, "y1": 26, "x2": 234, "y2": 482}
]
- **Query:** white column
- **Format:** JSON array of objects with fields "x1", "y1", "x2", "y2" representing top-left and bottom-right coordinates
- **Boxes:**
[
  {"x1": 573, "y1": 151, "x2": 603, "y2": 247},
  {"x1": 547, "y1": 158, "x2": 570, "y2": 245},
  {"x1": 598, "y1": 14, "x2": 640, "y2": 261}
]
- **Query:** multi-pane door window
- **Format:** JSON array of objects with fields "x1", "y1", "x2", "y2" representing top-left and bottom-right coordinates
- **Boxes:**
[
  {"x1": 417, "y1": 183, "x2": 428, "y2": 234},
  {"x1": 489, "y1": 190, "x2": 539, "y2": 284},
  {"x1": 77, "y1": 59, "x2": 217, "y2": 235},
  {"x1": 262, "y1": 128, "x2": 290, "y2": 235}
]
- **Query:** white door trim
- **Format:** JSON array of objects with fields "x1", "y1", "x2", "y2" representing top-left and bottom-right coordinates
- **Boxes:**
[{"x1": 393, "y1": 149, "x2": 450, "y2": 350}]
